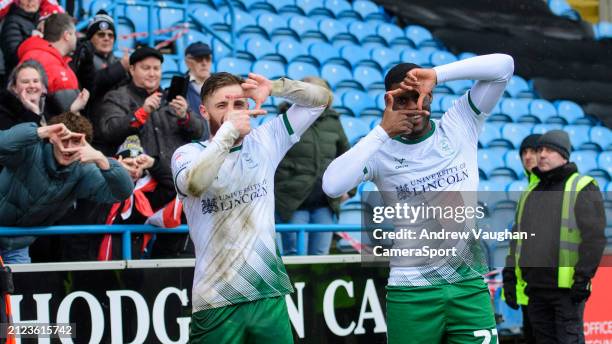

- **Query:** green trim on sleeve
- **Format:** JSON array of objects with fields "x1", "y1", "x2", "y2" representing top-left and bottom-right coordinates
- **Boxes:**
[
  {"x1": 467, "y1": 91, "x2": 482, "y2": 115},
  {"x1": 282, "y1": 113, "x2": 294, "y2": 135},
  {"x1": 229, "y1": 145, "x2": 243, "y2": 152}
]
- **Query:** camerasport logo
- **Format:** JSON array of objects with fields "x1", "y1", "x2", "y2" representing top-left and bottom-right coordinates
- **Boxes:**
[{"x1": 393, "y1": 157, "x2": 410, "y2": 169}]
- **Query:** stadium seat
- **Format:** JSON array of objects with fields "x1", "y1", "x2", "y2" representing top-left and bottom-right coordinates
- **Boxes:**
[
  {"x1": 308, "y1": 42, "x2": 344, "y2": 66},
  {"x1": 325, "y1": 0, "x2": 357, "y2": 19},
  {"x1": 190, "y1": 5, "x2": 226, "y2": 28},
  {"x1": 500, "y1": 98, "x2": 530, "y2": 122},
  {"x1": 352, "y1": 0, "x2": 379, "y2": 20},
  {"x1": 340, "y1": 115, "x2": 371, "y2": 145},
  {"x1": 504, "y1": 149, "x2": 525, "y2": 179},
  {"x1": 529, "y1": 99, "x2": 557, "y2": 123},
  {"x1": 506, "y1": 179, "x2": 528, "y2": 202},
  {"x1": 400, "y1": 48, "x2": 431, "y2": 67},
  {"x1": 370, "y1": 47, "x2": 400, "y2": 70},
  {"x1": 275, "y1": 39, "x2": 308, "y2": 63},
  {"x1": 598, "y1": 151, "x2": 612, "y2": 177},
  {"x1": 505, "y1": 75, "x2": 530, "y2": 98},
  {"x1": 590, "y1": 126, "x2": 612, "y2": 150},
  {"x1": 286, "y1": 61, "x2": 320, "y2": 80},
  {"x1": 479, "y1": 122, "x2": 504, "y2": 147},
  {"x1": 564, "y1": 125, "x2": 592, "y2": 149},
  {"x1": 116, "y1": 22, "x2": 135, "y2": 51},
  {"x1": 555, "y1": 100, "x2": 585, "y2": 124},
  {"x1": 531, "y1": 123, "x2": 563, "y2": 135},
  {"x1": 430, "y1": 50, "x2": 457, "y2": 67},
  {"x1": 353, "y1": 66, "x2": 384, "y2": 89},
  {"x1": 216, "y1": 57, "x2": 252, "y2": 76},
  {"x1": 347, "y1": 21, "x2": 377, "y2": 42},
  {"x1": 375, "y1": 93, "x2": 385, "y2": 111},
  {"x1": 376, "y1": 23, "x2": 404, "y2": 45},
  {"x1": 321, "y1": 63, "x2": 353, "y2": 89},
  {"x1": 296, "y1": 0, "x2": 325, "y2": 15},
  {"x1": 159, "y1": 8, "x2": 185, "y2": 29},
  {"x1": 501, "y1": 123, "x2": 532, "y2": 149},
  {"x1": 444, "y1": 80, "x2": 472, "y2": 95},
  {"x1": 126, "y1": 6, "x2": 156, "y2": 33},
  {"x1": 341, "y1": 90, "x2": 374, "y2": 117},
  {"x1": 161, "y1": 57, "x2": 179, "y2": 74},
  {"x1": 319, "y1": 19, "x2": 348, "y2": 41},
  {"x1": 572, "y1": 150, "x2": 599, "y2": 174},
  {"x1": 458, "y1": 52, "x2": 477, "y2": 60},
  {"x1": 479, "y1": 148, "x2": 507, "y2": 177},
  {"x1": 257, "y1": 13, "x2": 286, "y2": 37},
  {"x1": 211, "y1": 39, "x2": 232, "y2": 59},
  {"x1": 405, "y1": 25, "x2": 435, "y2": 47},
  {"x1": 339, "y1": 45, "x2": 370, "y2": 66},
  {"x1": 227, "y1": 10, "x2": 263, "y2": 34},
  {"x1": 288, "y1": 16, "x2": 319, "y2": 36},
  {"x1": 244, "y1": 38, "x2": 276, "y2": 59},
  {"x1": 252, "y1": 60, "x2": 286, "y2": 79}
]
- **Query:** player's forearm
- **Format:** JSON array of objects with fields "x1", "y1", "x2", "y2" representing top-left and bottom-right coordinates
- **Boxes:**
[
  {"x1": 323, "y1": 125, "x2": 389, "y2": 197},
  {"x1": 271, "y1": 78, "x2": 332, "y2": 108},
  {"x1": 184, "y1": 122, "x2": 239, "y2": 197},
  {"x1": 434, "y1": 54, "x2": 514, "y2": 84}
]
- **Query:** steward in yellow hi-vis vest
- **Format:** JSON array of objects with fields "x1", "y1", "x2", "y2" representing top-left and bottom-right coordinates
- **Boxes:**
[{"x1": 505, "y1": 130, "x2": 606, "y2": 344}]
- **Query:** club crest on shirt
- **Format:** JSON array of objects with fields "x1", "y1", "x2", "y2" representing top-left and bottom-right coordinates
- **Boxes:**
[
  {"x1": 242, "y1": 153, "x2": 258, "y2": 169},
  {"x1": 439, "y1": 138, "x2": 454, "y2": 157},
  {"x1": 393, "y1": 157, "x2": 410, "y2": 169}
]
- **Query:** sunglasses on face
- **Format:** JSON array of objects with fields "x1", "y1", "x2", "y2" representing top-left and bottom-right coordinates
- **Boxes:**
[{"x1": 95, "y1": 32, "x2": 115, "y2": 39}]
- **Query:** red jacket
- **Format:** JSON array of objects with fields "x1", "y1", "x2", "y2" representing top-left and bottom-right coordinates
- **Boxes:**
[{"x1": 18, "y1": 36, "x2": 79, "y2": 115}]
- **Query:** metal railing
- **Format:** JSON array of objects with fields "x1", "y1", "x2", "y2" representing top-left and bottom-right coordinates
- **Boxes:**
[{"x1": 0, "y1": 224, "x2": 362, "y2": 259}]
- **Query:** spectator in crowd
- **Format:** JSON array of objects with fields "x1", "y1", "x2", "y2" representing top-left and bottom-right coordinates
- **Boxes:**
[
  {"x1": 98, "y1": 46, "x2": 204, "y2": 258},
  {"x1": 275, "y1": 76, "x2": 352, "y2": 255},
  {"x1": 184, "y1": 41, "x2": 212, "y2": 140},
  {"x1": 0, "y1": 112, "x2": 133, "y2": 264},
  {"x1": 508, "y1": 130, "x2": 605, "y2": 343},
  {"x1": 72, "y1": 11, "x2": 128, "y2": 115},
  {"x1": 0, "y1": 60, "x2": 48, "y2": 131},
  {"x1": 1, "y1": 0, "x2": 42, "y2": 75},
  {"x1": 17, "y1": 12, "x2": 88, "y2": 117},
  {"x1": 502, "y1": 133, "x2": 541, "y2": 344}
]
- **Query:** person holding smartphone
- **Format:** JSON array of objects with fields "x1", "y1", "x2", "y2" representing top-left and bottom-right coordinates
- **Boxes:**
[{"x1": 97, "y1": 46, "x2": 205, "y2": 258}]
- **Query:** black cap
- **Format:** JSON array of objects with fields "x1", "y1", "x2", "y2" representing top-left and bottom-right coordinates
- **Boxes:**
[
  {"x1": 519, "y1": 134, "x2": 542, "y2": 156},
  {"x1": 537, "y1": 130, "x2": 571, "y2": 160},
  {"x1": 384, "y1": 63, "x2": 421, "y2": 91},
  {"x1": 86, "y1": 10, "x2": 115, "y2": 40},
  {"x1": 129, "y1": 46, "x2": 164, "y2": 65},
  {"x1": 185, "y1": 42, "x2": 212, "y2": 57}
]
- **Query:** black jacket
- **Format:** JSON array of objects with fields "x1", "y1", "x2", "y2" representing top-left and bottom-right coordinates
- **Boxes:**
[
  {"x1": 0, "y1": 89, "x2": 44, "y2": 131},
  {"x1": 0, "y1": 5, "x2": 38, "y2": 74},
  {"x1": 96, "y1": 82, "x2": 205, "y2": 190},
  {"x1": 519, "y1": 162, "x2": 606, "y2": 289}
]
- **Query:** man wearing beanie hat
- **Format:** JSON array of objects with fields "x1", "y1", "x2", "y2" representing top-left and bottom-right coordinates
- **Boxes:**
[
  {"x1": 71, "y1": 10, "x2": 129, "y2": 140},
  {"x1": 502, "y1": 133, "x2": 541, "y2": 344},
  {"x1": 97, "y1": 46, "x2": 204, "y2": 257},
  {"x1": 324, "y1": 53, "x2": 514, "y2": 343},
  {"x1": 511, "y1": 129, "x2": 605, "y2": 343}
]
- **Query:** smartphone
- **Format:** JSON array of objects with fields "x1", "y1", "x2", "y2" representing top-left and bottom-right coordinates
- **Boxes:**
[{"x1": 166, "y1": 76, "x2": 188, "y2": 102}]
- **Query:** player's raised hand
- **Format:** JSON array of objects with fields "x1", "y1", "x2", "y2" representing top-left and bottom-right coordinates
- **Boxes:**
[
  {"x1": 380, "y1": 91, "x2": 428, "y2": 137},
  {"x1": 241, "y1": 73, "x2": 273, "y2": 110},
  {"x1": 397, "y1": 68, "x2": 437, "y2": 110},
  {"x1": 224, "y1": 95, "x2": 267, "y2": 138}
]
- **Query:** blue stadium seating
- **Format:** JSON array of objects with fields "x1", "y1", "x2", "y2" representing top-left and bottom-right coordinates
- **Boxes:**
[
  {"x1": 555, "y1": 100, "x2": 585, "y2": 124},
  {"x1": 573, "y1": 150, "x2": 599, "y2": 174},
  {"x1": 479, "y1": 148, "x2": 507, "y2": 177},
  {"x1": 347, "y1": 21, "x2": 377, "y2": 42},
  {"x1": 340, "y1": 115, "x2": 371, "y2": 145},
  {"x1": 376, "y1": 23, "x2": 404, "y2": 45},
  {"x1": 404, "y1": 25, "x2": 435, "y2": 47},
  {"x1": 191, "y1": 5, "x2": 225, "y2": 27},
  {"x1": 440, "y1": 95, "x2": 460, "y2": 112},
  {"x1": 352, "y1": 0, "x2": 380, "y2": 20},
  {"x1": 504, "y1": 150, "x2": 525, "y2": 179},
  {"x1": 341, "y1": 90, "x2": 373, "y2": 117},
  {"x1": 275, "y1": 39, "x2": 308, "y2": 62},
  {"x1": 325, "y1": 0, "x2": 358, "y2": 19},
  {"x1": 308, "y1": 42, "x2": 343, "y2": 66},
  {"x1": 501, "y1": 123, "x2": 532, "y2": 149},
  {"x1": 216, "y1": 57, "x2": 252, "y2": 75},
  {"x1": 370, "y1": 47, "x2": 400, "y2": 70},
  {"x1": 599, "y1": 151, "x2": 612, "y2": 177},
  {"x1": 252, "y1": 60, "x2": 286, "y2": 78},
  {"x1": 444, "y1": 80, "x2": 472, "y2": 95},
  {"x1": 500, "y1": 98, "x2": 530, "y2": 122},
  {"x1": 506, "y1": 179, "x2": 528, "y2": 202},
  {"x1": 162, "y1": 57, "x2": 179, "y2": 75},
  {"x1": 353, "y1": 65, "x2": 383, "y2": 89},
  {"x1": 505, "y1": 75, "x2": 530, "y2": 98},
  {"x1": 116, "y1": 22, "x2": 135, "y2": 51},
  {"x1": 531, "y1": 123, "x2": 563, "y2": 135},
  {"x1": 321, "y1": 63, "x2": 353, "y2": 89},
  {"x1": 564, "y1": 125, "x2": 592, "y2": 149},
  {"x1": 159, "y1": 8, "x2": 185, "y2": 29},
  {"x1": 529, "y1": 99, "x2": 557, "y2": 123},
  {"x1": 339, "y1": 45, "x2": 370, "y2": 66},
  {"x1": 430, "y1": 51, "x2": 457, "y2": 67},
  {"x1": 287, "y1": 61, "x2": 320, "y2": 79},
  {"x1": 590, "y1": 126, "x2": 612, "y2": 150},
  {"x1": 257, "y1": 13, "x2": 286, "y2": 36},
  {"x1": 319, "y1": 19, "x2": 348, "y2": 41},
  {"x1": 244, "y1": 38, "x2": 276, "y2": 59},
  {"x1": 211, "y1": 39, "x2": 232, "y2": 59},
  {"x1": 288, "y1": 15, "x2": 319, "y2": 36},
  {"x1": 400, "y1": 48, "x2": 431, "y2": 67}
]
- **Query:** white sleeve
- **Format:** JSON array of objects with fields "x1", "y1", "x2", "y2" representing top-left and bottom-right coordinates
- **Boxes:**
[
  {"x1": 323, "y1": 125, "x2": 389, "y2": 198},
  {"x1": 171, "y1": 122, "x2": 239, "y2": 198},
  {"x1": 250, "y1": 104, "x2": 325, "y2": 168},
  {"x1": 434, "y1": 53, "x2": 514, "y2": 114},
  {"x1": 435, "y1": 54, "x2": 514, "y2": 144}
]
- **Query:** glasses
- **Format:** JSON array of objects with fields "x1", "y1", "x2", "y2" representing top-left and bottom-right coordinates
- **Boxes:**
[{"x1": 95, "y1": 32, "x2": 115, "y2": 39}]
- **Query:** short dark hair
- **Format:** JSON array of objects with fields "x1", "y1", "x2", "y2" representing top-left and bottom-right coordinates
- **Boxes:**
[
  {"x1": 200, "y1": 72, "x2": 244, "y2": 102},
  {"x1": 384, "y1": 63, "x2": 421, "y2": 91},
  {"x1": 48, "y1": 112, "x2": 94, "y2": 143},
  {"x1": 44, "y1": 13, "x2": 74, "y2": 43}
]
